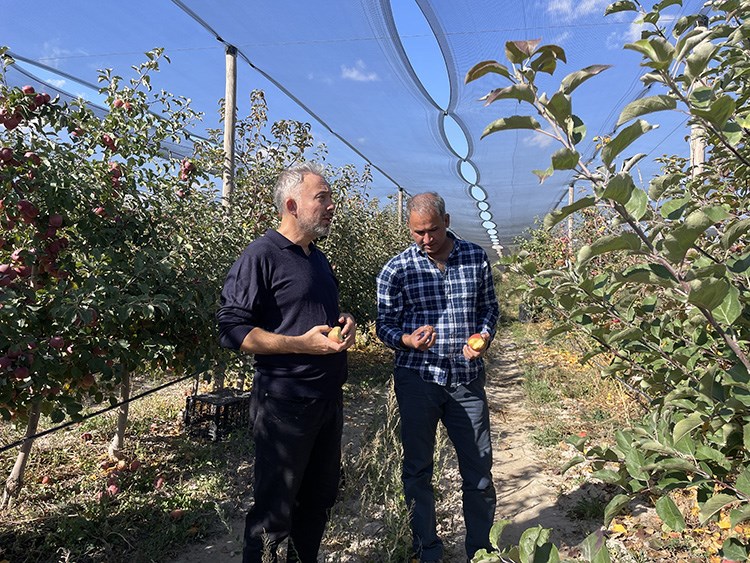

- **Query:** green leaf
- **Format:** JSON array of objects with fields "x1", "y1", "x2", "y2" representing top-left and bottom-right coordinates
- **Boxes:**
[
  {"x1": 545, "y1": 91, "x2": 572, "y2": 126},
  {"x1": 604, "y1": 494, "x2": 631, "y2": 526},
  {"x1": 691, "y1": 94, "x2": 736, "y2": 128},
  {"x1": 602, "y1": 173, "x2": 636, "y2": 204},
  {"x1": 625, "y1": 187, "x2": 649, "y2": 221},
  {"x1": 481, "y1": 84, "x2": 536, "y2": 105},
  {"x1": 544, "y1": 196, "x2": 596, "y2": 228},
  {"x1": 605, "y1": 0, "x2": 637, "y2": 15},
  {"x1": 730, "y1": 505, "x2": 750, "y2": 527},
  {"x1": 608, "y1": 326, "x2": 644, "y2": 344},
  {"x1": 566, "y1": 114, "x2": 587, "y2": 145},
  {"x1": 481, "y1": 115, "x2": 541, "y2": 138},
  {"x1": 686, "y1": 41, "x2": 719, "y2": 80},
  {"x1": 736, "y1": 467, "x2": 750, "y2": 497},
  {"x1": 505, "y1": 39, "x2": 541, "y2": 64},
  {"x1": 649, "y1": 172, "x2": 682, "y2": 200},
  {"x1": 531, "y1": 45, "x2": 566, "y2": 75},
  {"x1": 561, "y1": 455, "x2": 585, "y2": 474},
  {"x1": 699, "y1": 493, "x2": 737, "y2": 523},
  {"x1": 465, "y1": 60, "x2": 511, "y2": 84},
  {"x1": 617, "y1": 95, "x2": 676, "y2": 126},
  {"x1": 592, "y1": 469, "x2": 622, "y2": 483},
  {"x1": 722, "y1": 537, "x2": 750, "y2": 561},
  {"x1": 602, "y1": 120, "x2": 656, "y2": 167},
  {"x1": 488, "y1": 519, "x2": 511, "y2": 550},
  {"x1": 656, "y1": 495, "x2": 686, "y2": 531},
  {"x1": 577, "y1": 232, "x2": 642, "y2": 266},
  {"x1": 674, "y1": 28, "x2": 714, "y2": 64},
  {"x1": 624, "y1": 37, "x2": 675, "y2": 70},
  {"x1": 643, "y1": 458, "x2": 697, "y2": 473},
  {"x1": 673, "y1": 412, "x2": 705, "y2": 443},
  {"x1": 532, "y1": 166, "x2": 555, "y2": 184},
  {"x1": 687, "y1": 277, "x2": 730, "y2": 310},
  {"x1": 551, "y1": 147, "x2": 580, "y2": 170},
  {"x1": 712, "y1": 285, "x2": 742, "y2": 326},
  {"x1": 560, "y1": 65, "x2": 611, "y2": 95},
  {"x1": 581, "y1": 530, "x2": 612, "y2": 563}
]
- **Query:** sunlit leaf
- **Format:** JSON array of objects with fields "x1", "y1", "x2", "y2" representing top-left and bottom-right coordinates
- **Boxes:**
[
  {"x1": 691, "y1": 94, "x2": 736, "y2": 128},
  {"x1": 656, "y1": 495, "x2": 686, "y2": 531},
  {"x1": 582, "y1": 531, "x2": 612, "y2": 563},
  {"x1": 560, "y1": 65, "x2": 611, "y2": 95},
  {"x1": 687, "y1": 277, "x2": 730, "y2": 310},
  {"x1": 551, "y1": 147, "x2": 580, "y2": 170},
  {"x1": 577, "y1": 232, "x2": 642, "y2": 266},
  {"x1": 699, "y1": 493, "x2": 737, "y2": 523},
  {"x1": 465, "y1": 60, "x2": 511, "y2": 84},
  {"x1": 481, "y1": 115, "x2": 541, "y2": 138},
  {"x1": 545, "y1": 92, "x2": 572, "y2": 126},
  {"x1": 481, "y1": 84, "x2": 536, "y2": 105},
  {"x1": 505, "y1": 39, "x2": 541, "y2": 64},
  {"x1": 602, "y1": 120, "x2": 657, "y2": 167},
  {"x1": 712, "y1": 285, "x2": 742, "y2": 326},
  {"x1": 544, "y1": 196, "x2": 596, "y2": 228},
  {"x1": 686, "y1": 41, "x2": 719, "y2": 80},
  {"x1": 605, "y1": 0, "x2": 638, "y2": 15},
  {"x1": 602, "y1": 173, "x2": 636, "y2": 204},
  {"x1": 617, "y1": 95, "x2": 676, "y2": 126},
  {"x1": 604, "y1": 494, "x2": 631, "y2": 526},
  {"x1": 674, "y1": 412, "x2": 705, "y2": 443}
]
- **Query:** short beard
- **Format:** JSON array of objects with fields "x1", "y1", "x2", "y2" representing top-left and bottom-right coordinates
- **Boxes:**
[{"x1": 299, "y1": 216, "x2": 331, "y2": 239}]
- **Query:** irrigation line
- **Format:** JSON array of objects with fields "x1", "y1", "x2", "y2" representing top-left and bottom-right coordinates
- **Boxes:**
[{"x1": 0, "y1": 370, "x2": 201, "y2": 454}]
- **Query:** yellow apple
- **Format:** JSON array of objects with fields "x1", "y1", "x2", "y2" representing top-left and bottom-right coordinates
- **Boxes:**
[
  {"x1": 328, "y1": 326, "x2": 344, "y2": 343},
  {"x1": 467, "y1": 333, "x2": 487, "y2": 352}
]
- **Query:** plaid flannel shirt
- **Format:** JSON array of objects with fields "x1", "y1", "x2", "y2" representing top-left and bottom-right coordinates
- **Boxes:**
[{"x1": 376, "y1": 235, "x2": 499, "y2": 386}]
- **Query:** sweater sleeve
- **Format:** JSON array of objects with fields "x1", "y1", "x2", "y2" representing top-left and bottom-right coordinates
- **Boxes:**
[{"x1": 216, "y1": 250, "x2": 265, "y2": 350}]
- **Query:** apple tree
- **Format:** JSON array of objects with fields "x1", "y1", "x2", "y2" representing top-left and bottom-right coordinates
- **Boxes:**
[
  {"x1": 467, "y1": 0, "x2": 750, "y2": 557},
  {"x1": 0, "y1": 48, "x2": 234, "y2": 506}
]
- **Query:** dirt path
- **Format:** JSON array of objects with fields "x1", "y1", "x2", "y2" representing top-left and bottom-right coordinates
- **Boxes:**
[{"x1": 171, "y1": 336, "x2": 592, "y2": 562}]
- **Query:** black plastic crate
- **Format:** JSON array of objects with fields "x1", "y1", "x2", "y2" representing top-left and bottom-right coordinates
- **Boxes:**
[{"x1": 184, "y1": 389, "x2": 253, "y2": 441}]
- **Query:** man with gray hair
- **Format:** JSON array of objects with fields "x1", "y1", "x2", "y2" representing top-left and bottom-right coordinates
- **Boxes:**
[
  {"x1": 217, "y1": 162, "x2": 356, "y2": 562},
  {"x1": 376, "y1": 191, "x2": 499, "y2": 562}
]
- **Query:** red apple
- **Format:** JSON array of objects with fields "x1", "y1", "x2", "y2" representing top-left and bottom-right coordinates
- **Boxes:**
[{"x1": 21, "y1": 85, "x2": 35, "y2": 95}]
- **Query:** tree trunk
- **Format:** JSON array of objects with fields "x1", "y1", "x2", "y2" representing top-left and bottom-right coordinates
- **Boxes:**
[
  {"x1": 2, "y1": 401, "x2": 41, "y2": 510},
  {"x1": 108, "y1": 370, "x2": 130, "y2": 460}
]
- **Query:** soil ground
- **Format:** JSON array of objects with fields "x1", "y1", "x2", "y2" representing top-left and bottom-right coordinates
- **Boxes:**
[{"x1": 171, "y1": 337, "x2": 595, "y2": 562}]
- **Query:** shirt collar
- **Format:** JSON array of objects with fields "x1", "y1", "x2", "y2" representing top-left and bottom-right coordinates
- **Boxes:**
[
  {"x1": 414, "y1": 230, "x2": 459, "y2": 259},
  {"x1": 266, "y1": 228, "x2": 318, "y2": 254}
]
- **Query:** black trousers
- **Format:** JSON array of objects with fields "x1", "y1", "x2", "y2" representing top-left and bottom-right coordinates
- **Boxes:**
[{"x1": 243, "y1": 391, "x2": 343, "y2": 563}]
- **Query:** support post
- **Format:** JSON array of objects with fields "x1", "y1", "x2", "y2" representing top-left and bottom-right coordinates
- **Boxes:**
[
  {"x1": 222, "y1": 45, "x2": 237, "y2": 207},
  {"x1": 567, "y1": 184, "x2": 574, "y2": 253},
  {"x1": 690, "y1": 123, "x2": 706, "y2": 178},
  {"x1": 397, "y1": 188, "x2": 404, "y2": 224}
]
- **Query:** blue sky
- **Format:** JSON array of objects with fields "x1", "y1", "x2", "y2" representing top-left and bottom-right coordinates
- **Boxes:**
[{"x1": 0, "y1": 0, "x2": 707, "y2": 253}]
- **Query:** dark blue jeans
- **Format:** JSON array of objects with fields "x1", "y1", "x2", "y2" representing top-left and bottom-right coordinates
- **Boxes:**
[
  {"x1": 243, "y1": 391, "x2": 343, "y2": 563},
  {"x1": 394, "y1": 367, "x2": 496, "y2": 561}
]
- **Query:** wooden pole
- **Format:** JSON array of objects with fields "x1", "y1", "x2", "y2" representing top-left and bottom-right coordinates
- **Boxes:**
[
  {"x1": 397, "y1": 188, "x2": 404, "y2": 224},
  {"x1": 690, "y1": 123, "x2": 706, "y2": 178},
  {"x1": 567, "y1": 183, "x2": 574, "y2": 253},
  {"x1": 222, "y1": 45, "x2": 237, "y2": 207}
]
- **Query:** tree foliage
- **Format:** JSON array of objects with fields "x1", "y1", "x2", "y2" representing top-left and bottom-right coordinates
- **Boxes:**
[{"x1": 468, "y1": 0, "x2": 750, "y2": 559}]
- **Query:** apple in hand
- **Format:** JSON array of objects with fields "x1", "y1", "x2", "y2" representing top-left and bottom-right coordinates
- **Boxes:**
[
  {"x1": 327, "y1": 326, "x2": 344, "y2": 343},
  {"x1": 467, "y1": 333, "x2": 487, "y2": 352}
]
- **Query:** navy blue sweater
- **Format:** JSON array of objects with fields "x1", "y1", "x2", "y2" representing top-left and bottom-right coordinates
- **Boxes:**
[{"x1": 217, "y1": 229, "x2": 347, "y2": 399}]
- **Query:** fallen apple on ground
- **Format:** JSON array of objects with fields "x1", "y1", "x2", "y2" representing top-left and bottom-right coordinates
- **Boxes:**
[
  {"x1": 467, "y1": 333, "x2": 487, "y2": 352},
  {"x1": 328, "y1": 326, "x2": 344, "y2": 343}
]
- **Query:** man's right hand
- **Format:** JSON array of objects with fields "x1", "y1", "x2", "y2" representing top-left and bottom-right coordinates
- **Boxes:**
[
  {"x1": 402, "y1": 325, "x2": 436, "y2": 351},
  {"x1": 302, "y1": 324, "x2": 351, "y2": 354}
]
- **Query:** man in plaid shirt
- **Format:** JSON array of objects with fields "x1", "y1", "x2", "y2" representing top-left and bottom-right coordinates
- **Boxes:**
[{"x1": 376, "y1": 192, "x2": 499, "y2": 563}]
